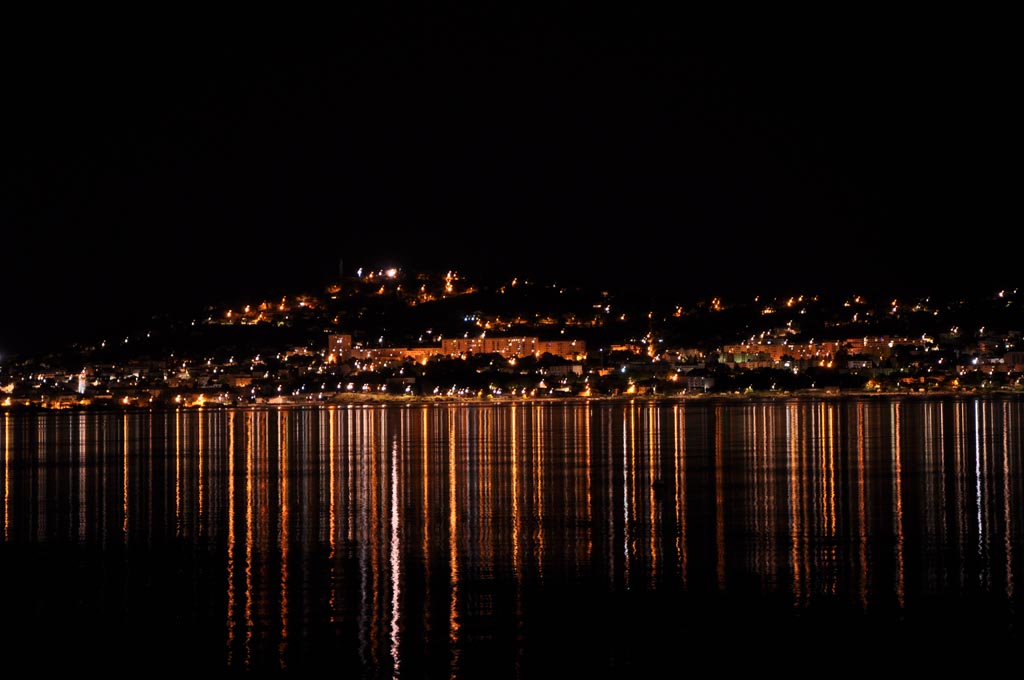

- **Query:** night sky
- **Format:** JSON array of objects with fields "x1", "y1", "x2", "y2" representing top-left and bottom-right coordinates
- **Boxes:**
[{"x1": 2, "y1": 14, "x2": 1017, "y2": 356}]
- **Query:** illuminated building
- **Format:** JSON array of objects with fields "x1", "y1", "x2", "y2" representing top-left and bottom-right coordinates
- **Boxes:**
[
  {"x1": 327, "y1": 334, "x2": 585, "y2": 363},
  {"x1": 441, "y1": 337, "x2": 585, "y2": 360}
]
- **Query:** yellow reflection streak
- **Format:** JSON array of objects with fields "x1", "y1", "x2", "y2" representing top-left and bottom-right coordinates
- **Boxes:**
[
  {"x1": 4, "y1": 413, "x2": 9, "y2": 539},
  {"x1": 198, "y1": 407, "x2": 205, "y2": 533},
  {"x1": 511, "y1": 404, "x2": 521, "y2": 576},
  {"x1": 279, "y1": 410, "x2": 289, "y2": 668},
  {"x1": 227, "y1": 411, "x2": 237, "y2": 665},
  {"x1": 448, "y1": 407, "x2": 460, "y2": 677},
  {"x1": 818, "y1": 404, "x2": 827, "y2": 538},
  {"x1": 892, "y1": 402, "x2": 905, "y2": 608},
  {"x1": 674, "y1": 404, "x2": 687, "y2": 588},
  {"x1": 389, "y1": 437, "x2": 401, "y2": 677},
  {"x1": 511, "y1": 403, "x2": 523, "y2": 673}
]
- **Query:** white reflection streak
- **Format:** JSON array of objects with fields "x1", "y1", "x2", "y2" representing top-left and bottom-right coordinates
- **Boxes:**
[
  {"x1": 34, "y1": 417, "x2": 44, "y2": 541},
  {"x1": 622, "y1": 415, "x2": 630, "y2": 589},
  {"x1": 891, "y1": 402, "x2": 905, "y2": 608},
  {"x1": 975, "y1": 400, "x2": 984, "y2": 576},
  {"x1": 79, "y1": 414, "x2": 87, "y2": 542},
  {"x1": 389, "y1": 437, "x2": 401, "y2": 677}
]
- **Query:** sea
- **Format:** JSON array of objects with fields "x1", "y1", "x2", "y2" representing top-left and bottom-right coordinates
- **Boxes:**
[{"x1": 1, "y1": 395, "x2": 1022, "y2": 676}]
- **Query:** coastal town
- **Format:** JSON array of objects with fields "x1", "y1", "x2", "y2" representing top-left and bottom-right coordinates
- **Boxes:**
[{"x1": 2, "y1": 267, "x2": 1021, "y2": 408}]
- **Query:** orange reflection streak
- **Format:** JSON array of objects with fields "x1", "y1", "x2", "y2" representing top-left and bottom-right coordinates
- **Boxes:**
[
  {"x1": 827, "y1": 404, "x2": 836, "y2": 540},
  {"x1": 79, "y1": 414, "x2": 87, "y2": 542},
  {"x1": 278, "y1": 410, "x2": 289, "y2": 668},
  {"x1": 769, "y1": 406, "x2": 780, "y2": 587},
  {"x1": 584, "y1": 401, "x2": 592, "y2": 566},
  {"x1": 175, "y1": 409, "x2": 182, "y2": 536},
  {"x1": 535, "y1": 405, "x2": 546, "y2": 582},
  {"x1": 480, "y1": 408, "x2": 492, "y2": 578},
  {"x1": 123, "y1": 412, "x2": 129, "y2": 539},
  {"x1": 1003, "y1": 401, "x2": 1011, "y2": 598},
  {"x1": 226, "y1": 411, "x2": 237, "y2": 664},
  {"x1": 788, "y1": 401, "x2": 802, "y2": 606},
  {"x1": 674, "y1": 404, "x2": 687, "y2": 588},
  {"x1": 892, "y1": 402, "x2": 904, "y2": 608},
  {"x1": 857, "y1": 402, "x2": 868, "y2": 610},
  {"x1": 1004, "y1": 401, "x2": 1014, "y2": 599},
  {"x1": 329, "y1": 407, "x2": 337, "y2": 621},
  {"x1": 37, "y1": 417, "x2": 46, "y2": 540},
  {"x1": 825, "y1": 404, "x2": 836, "y2": 594},
  {"x1": 511, "y1": 403, "x2": 521, "y2": 576},
  {"x1": 198, "y1": 407, "x2": 205, "y2": 534},
  {"x1": 4, "y1": 413, "x2": 9, "y2": 539},
  {"x1": 245, "y1": 411, "x2": 255, "y2": 668},
  {"x1": 447, "y1": 406, "x2": 461, "y2": 677},
  {"x1": 421, "y1": 406, "x2": 432, "y2": 643},
  {"x1": 749, "y1": 406, "x2": 763, "y2": 588},
  {"x1": 605, "y1": 412, "x2": 614, "y2": 586},
  {"x1": 648, "y1": 405, "x2": 658, "y2": 585},
  {"x1": 714, "y1": 405, "x2": 725, "y2": 590}
]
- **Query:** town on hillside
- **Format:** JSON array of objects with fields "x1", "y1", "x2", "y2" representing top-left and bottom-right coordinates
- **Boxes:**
[{"x1": 2, "y1": 268, "x2": 1022, "y2": 408}]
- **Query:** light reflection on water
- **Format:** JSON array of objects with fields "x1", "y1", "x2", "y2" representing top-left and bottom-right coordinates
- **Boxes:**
[{"x1": 1, "y1": 396, "x2": 1022, "y2": 674}]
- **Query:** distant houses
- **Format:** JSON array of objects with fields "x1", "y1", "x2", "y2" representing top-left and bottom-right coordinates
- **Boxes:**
[{"x1": 327, "y1": 333, "x2": 586, "y2": 364}]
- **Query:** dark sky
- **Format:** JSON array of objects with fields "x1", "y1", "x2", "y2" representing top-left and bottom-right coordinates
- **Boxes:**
[{"x1": 1, "y1": 14, "x2": 1018, "y2": 356}]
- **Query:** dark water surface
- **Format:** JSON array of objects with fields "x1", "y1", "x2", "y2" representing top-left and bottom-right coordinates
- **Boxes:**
[{"x1": 2, "y1": 396, "x2": 1022, "y2": 675}]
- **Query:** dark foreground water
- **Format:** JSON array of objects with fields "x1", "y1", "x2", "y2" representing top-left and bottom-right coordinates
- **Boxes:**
[{"x1": 1, "y1": 396, "x2": 1022, "y2": 675}]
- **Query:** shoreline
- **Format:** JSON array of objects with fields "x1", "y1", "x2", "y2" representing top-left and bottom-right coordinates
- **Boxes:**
[{"x1": 3, "y1": 387, "x2": 1023, "y2": 412}]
